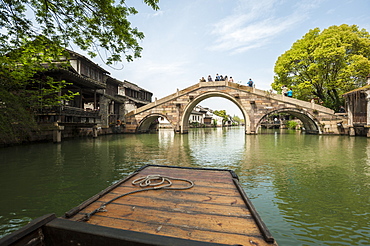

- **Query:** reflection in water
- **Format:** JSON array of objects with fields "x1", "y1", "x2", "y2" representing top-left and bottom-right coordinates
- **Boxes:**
[
  {"x1": 366, "y1": 140, "x2": 370, "y2": 179},
  {"x1": 187, "y1": 128, "x2": 246, "y2": 169},
  {"x1": 237, "y1": 132, "x2": 370, "y2": 245},
  {"x1": 0, "y1": 127, "x2": 369, "y2": 246}
]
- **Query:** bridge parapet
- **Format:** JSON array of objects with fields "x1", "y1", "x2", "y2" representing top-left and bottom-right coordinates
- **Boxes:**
[
  {"x1": 126, "y1": 83, "x2": 199, "y2": 117},
  {"x1": 225, "y1": 82, "x2": 334, "y2": 114},
  {"x1": 127, "y1": 81, "x2": 334, "y2": 116},
  {"x1": 124, "y1": 81, "x2": 343, "y2": 134}
]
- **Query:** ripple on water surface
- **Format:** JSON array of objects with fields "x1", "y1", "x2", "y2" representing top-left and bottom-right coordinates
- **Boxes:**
[{"x1": 0, "y1": 129, "x2": 369, "y2": 245}]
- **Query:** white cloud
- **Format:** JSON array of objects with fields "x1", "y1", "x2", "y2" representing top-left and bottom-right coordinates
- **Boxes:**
[
  {"x1": 208, "y1": 0, "x2": 320, "y2": 54},
  {"x1": 149, "y1": 10, "x2": 164, "y2": 17}
]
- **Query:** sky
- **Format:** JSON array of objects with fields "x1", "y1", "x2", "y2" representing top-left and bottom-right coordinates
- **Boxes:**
[{"x1": 93, "y1": 0, "x2": 370, "y2": 117}]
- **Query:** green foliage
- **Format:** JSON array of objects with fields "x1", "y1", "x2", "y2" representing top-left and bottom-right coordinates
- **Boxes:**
[
  {"x1": 0, "y1": 89, "x2": 39, "y2": 145},
  {"x1": 0, "y1": 36, "x2": 78, "y2": 110},
  {"x1": 271, "y1": 24, "x2": 370, "y2": 111},
  {"x1": 233, "y1": 115, "x2": 244, "y2": 124},
  {"x1": 213, "y1": 110, "x2": 227, "y2": 117},
  {"x1": 213, "y1": 110, "x2": 229, "y2": 125},
  {"x1": 212, "y1": 119, "x2": 217, "y2": 127},
  {"x1": 190, "y1": 122, "x2": 204, "y2": 128},
  {"x1": 0, "y1": 1, "x2": 159, "y2": 144},
  {"x1": 1, "y1": 36, "x2": 64, "y2": 89},
  {"x1": 0, "y1": 0, "x2": 159, "y2": 65},
  {"x1": 285, "y1": 120, "x2": 298, "y2": 130},
  {"x1": 27, "y1": 78, "x2": 80, "y2": 110}
]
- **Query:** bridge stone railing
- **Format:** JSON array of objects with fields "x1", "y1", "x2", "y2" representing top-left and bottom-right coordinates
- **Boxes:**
[
  {"x1": 127, "y1": 83, "x2": 200, "y2": 116},
  {"x1": 225, "y1": 82, "x2": 334, "y2": 115},
  {"x1": 127, "y1": 81, "x2": 335, "y2": 116}
]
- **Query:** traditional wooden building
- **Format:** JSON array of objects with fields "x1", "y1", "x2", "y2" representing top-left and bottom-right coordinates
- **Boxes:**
[
  {"x1": 343, "y1": 75, "x2": 370, "y2": 136},
  {"x1": 36, "y1": 50, "x2": 108, "y2": 126},
  {"x1": 118, "y1": 80, "x2": 153, "y2": 114},
  {"x1": 103, "y1": 77, "x2": 153, "y2": 129},
  {"x1": 35, "y1": 49, "x2": 152, "y2": 140}
]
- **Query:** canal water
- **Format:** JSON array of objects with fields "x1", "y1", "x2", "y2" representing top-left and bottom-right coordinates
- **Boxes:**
[{"x1": 0, "y1": 127, "x2": 369, "y2": 245}]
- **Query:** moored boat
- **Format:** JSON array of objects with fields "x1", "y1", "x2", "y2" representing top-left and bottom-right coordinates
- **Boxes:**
[{"x1": 0, "y1": 165, "x2": 277, "y2": 245}]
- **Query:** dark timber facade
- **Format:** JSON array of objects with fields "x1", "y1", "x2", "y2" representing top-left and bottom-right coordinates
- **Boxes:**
[{"x1": 35, "y1": 50, "x2": 152, "y2": 141}]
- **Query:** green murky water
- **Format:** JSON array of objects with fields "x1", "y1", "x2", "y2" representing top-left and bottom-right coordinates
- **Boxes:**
[{"x1": 0, "y1": 127, "x2": 369, "y2": 245}]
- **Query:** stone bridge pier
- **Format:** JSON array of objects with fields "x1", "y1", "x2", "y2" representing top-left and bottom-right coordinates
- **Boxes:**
[{"x1": 124, "y1": 81, "x2": 346, "y2": 135}]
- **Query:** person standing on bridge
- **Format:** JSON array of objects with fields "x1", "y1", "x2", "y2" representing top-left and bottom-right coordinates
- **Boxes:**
[
  {"x1": 339, "y1": 105, "x2": 346, "y2": 113},
  {"x1": 208, "y1": 75, "x2": 213, "y2": 82},
  {"x1": 247, "y1": 78, "x2": 254, "y2": 87},
  {"x1": 287, "y1": 88, "x2": 293, "y2": 97},
  {"x1": 281, "y1": 85, "x2": 288, "y2": 96},
  {"x1": 215, "y1": 74, "x2": 220, "y2": 81}
]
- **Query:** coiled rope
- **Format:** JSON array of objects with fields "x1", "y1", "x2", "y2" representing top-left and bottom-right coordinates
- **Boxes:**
[{"x1": 81, "y1": 174, "x2": 194, "y2": 222}]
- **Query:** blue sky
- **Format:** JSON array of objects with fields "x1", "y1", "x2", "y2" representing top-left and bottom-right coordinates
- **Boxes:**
[{"x1": 99, "y1": 0, "x2": 370, "y2": 117}]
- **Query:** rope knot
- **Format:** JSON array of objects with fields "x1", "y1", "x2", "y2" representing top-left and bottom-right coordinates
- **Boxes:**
[
  {"x1": 132, "y1": 174, "x2": 194, "y2": 190},
  {"x1": 97, "y1": 205, "x2": 107, "y2": 212},
  {"x1": 132, "y1": 174, "x2": 172, "y2": 189},
  {"x1": 80, "y1": 174, "x2": 194, "y2": 222}
]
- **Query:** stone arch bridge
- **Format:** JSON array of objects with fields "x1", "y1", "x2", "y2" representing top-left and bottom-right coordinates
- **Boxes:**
[{"x1": 124, "y1": 81, "x2": 345, "y2": 134}]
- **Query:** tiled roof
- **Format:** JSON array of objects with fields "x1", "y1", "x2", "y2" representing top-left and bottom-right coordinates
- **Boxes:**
[
  {"x1": 66, "y1": 49, "x2": 110, "y2": 74},
  {"x1": 343, "y1": 84, "x2": 370, "y2": 96},
  {"x1": 46, "y1": 68, "x2": 106, "y2": 89}
]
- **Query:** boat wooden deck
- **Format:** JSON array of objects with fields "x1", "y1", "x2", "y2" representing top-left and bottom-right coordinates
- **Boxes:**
[
  {"x1": 1, "y1": 165, "x2": 277, "y2": 246},
  {"x1": 63, "y1": 165, "x2": 277, "y2": 245}
]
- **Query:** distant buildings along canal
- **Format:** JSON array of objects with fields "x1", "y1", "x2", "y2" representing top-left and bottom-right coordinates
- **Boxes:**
[
  {"x1": 343, "y1": 74, "x2": 370, "y2": 137},
  {"x1": 159, "y1": 105, "x2": 237, "y2": 129}
]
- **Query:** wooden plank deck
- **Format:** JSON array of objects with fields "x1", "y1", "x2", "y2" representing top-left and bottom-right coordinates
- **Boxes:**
[{"x1": 64, "y1": 165, "x2": 277, "y2": 245}]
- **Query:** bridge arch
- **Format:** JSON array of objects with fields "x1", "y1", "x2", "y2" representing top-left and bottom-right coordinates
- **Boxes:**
[
  {"x1": 137, "y1": 113, "x2": 174, "y2": 133},
  {"x1": 256, "y1": 108, "x2": 322, "y2": 134},
  {"x1": 124, "y1": 81, "x2": 341, "y2": 135},
  {"x1": 180, "y1": 91, "x2": 251, "y2": 134}
]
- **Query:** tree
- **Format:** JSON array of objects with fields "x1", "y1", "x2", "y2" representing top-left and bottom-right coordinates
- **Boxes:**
[
  {"x1": 1, "y1": 0, "x2": 159, "y2": 103},
  {"x1": 213, "y1": 110, "x2": 229, "y2": 126},
  {"x1": 271, "y1": 24, "x2": 370, "y2": 111},
  {"x1": 0, "y1": 0, "x2": 159, "y2": 144},
  {"x1": 0, "y1": 36, "x2": 80, "y2": 144},
  {"x1": 1, "y1": 0, "x2": 159, "y2": 64},
  {"x1": 233, "y1": 115, "x2": 244, "y2": 125}
]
